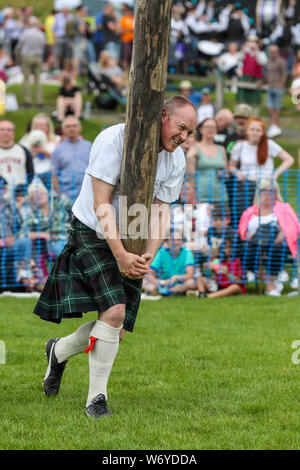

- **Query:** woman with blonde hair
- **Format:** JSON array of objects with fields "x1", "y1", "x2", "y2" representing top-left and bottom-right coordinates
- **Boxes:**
[
  {"x1": 238, "y1": 179, "x2": 300, "y2": 296},
  {"x1": 228, "y1": 117, "x2": 294, "y2": 226},
  {"x1": 20, "y1": 113, "x2": 60, "y2": 189}
]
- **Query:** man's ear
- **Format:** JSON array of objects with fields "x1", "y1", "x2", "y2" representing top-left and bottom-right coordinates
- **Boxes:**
[{"x1": 161, "y1": 107, "x2": 168, "y2": 121}]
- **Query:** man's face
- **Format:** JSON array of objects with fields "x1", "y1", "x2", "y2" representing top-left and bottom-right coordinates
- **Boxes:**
[
  {"x1": 63, "y1": 119, "x2": 81, "y2": 140},
  {"x1": 269, "y1": 46, "x2": 278, "y2": 59},
  {"x1": 160, "y1": 105, "x2": 197, "y2": 153},
  {"x1": 234, "y1": 116, "x2": 248, "y2": 134},
  {"x1": 0, "y1": 121, "x2": 15, "y2": 146}
]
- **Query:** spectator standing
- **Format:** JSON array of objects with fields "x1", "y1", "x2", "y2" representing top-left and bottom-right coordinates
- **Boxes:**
[
  {"x1": 179, "y1": 80, "x2": 202, "y2": 108},
  {"x1": 51, "y1": 116, "x2": 92, "y2": 201},
  {"x1": 196, "y1": 87, "x2": 215, "y2": 126},
  {"x1": 102, "y1": 2, "x2": 121, "y2": 60},
  {"x1": 18, "y1": 16, "x2": 46, "y2": 108},
  {"x1": 186, "y1": 117, "x2": 228, "y2": 205},
  {"x1": 44, "y1": 9, "x2": 57, "y2": 71},
  {"x1": 52, "y1": 6, "x2": 74, "y2": 72},
  {"x1": 119, "y1": 3, "x2": 134, "y2": 72},
  {"x1": 214, "y1": 108, "x2": 234, "y2": 147},
  {"x1": 93, "y1": 9, "x2": 104, "y2": 61},
  {"x1": 225, "y1": 4, "x2": 250, "y2": 46},
  {"x1": 0, "y1": 120, "x2": 34, "y2": 196},
  {"x1": 224, "y1": 104, "x2": 253, "y2": 155},
  {"x1": 265, "y1": 45, "x2": 287, "y2": 139},
  {"x1": 229, "y1": 117, "x2": 294, "y2": 226},
  {"x1": 237, "y1": 36, "x2": 268, "y2": 109}
]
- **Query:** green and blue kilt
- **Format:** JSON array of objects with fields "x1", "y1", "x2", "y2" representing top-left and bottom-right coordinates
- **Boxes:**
[{"x1": 33, "y1": 216, "x2": 143, "y2": 332}]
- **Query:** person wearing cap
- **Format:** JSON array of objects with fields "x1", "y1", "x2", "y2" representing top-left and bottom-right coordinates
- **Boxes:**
[
  {"x1": 179, "y1": 80, "x2": 202, "y2": 108},
  {"x1": 196, "y1": 87, "x2": 215, "y2": 126},
  {"x1": 224, "y1": 103, "x2": 253, "y2": 155}
]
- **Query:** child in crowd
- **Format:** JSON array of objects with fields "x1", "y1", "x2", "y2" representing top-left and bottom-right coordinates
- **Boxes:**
[
  {"x1": 142, "y1": 233, "x2": 197, "y2": 297},
  {"x1": 188, "y1": 237, "x2": 246, "y2": 298}
]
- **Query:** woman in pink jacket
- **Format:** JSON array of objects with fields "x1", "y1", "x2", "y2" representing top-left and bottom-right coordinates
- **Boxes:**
[{"x1": 238, "y1": 179, "x2": 300, "y2": 297}]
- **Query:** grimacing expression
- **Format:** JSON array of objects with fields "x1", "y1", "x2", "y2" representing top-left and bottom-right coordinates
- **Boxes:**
[{"x1": 160, "y1": 105, "x2": 197, "y2": 153}]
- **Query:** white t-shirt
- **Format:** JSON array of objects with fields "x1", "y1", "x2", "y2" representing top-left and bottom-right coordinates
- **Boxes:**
[
  {"x1": 230, "y1": 139, "x2": 283, "y2": 179},
  {"x1": 72, "y1": 123, "x2": 186, "y2": 234},
  {"x1": 247, "y1": 213, "x2": 279, "y2": 238}
]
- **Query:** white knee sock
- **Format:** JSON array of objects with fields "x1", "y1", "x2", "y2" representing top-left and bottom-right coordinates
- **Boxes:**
[
  {"x1": 86, "y1": 320, "x2": 122, "y2": 407},
  {"x1": 55, "y1": 321, "x2": 96, "y2": 363}
]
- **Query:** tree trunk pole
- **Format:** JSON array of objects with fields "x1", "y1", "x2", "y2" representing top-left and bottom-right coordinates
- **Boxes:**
[{"x1": 119, "y1": 0, "x2": 173, "y2": 255}]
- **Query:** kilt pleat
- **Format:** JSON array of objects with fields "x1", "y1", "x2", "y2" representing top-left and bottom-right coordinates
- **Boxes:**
[{"x1": 33, "y1": 217, "x2": 142, "y2": 332}]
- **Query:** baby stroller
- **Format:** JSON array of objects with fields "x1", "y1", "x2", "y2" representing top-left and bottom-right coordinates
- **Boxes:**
[{"x1": 87, "y1": 62, "x2": 126, "y2": 110}]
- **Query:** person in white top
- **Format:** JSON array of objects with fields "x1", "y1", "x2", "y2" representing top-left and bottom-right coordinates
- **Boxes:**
[
  {"x1": 228, "y1": 117, "x2": 294, "y2": 225},
  {"x1": 20, "y1": 113, "x2": 60, "y2": 188},
  {"x1": 34, "y1": 95, "x2": 198, "y2": 419},
  {"x1": 229, "y1": 117, "x2": 294, "y2": 181}
]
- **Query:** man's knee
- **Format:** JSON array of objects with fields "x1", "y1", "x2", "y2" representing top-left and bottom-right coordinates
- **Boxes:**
[{"x1": 99, "y1": 304, "x2": 125, "y2": 326}]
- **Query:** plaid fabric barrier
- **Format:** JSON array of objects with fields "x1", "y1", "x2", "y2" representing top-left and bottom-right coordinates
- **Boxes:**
[{"x1": 33, "y1": 216, "x2": 143, "y2": 332}]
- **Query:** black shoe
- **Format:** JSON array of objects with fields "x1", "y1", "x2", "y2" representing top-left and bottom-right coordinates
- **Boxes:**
[
  {"x1": 43, "y1": 338, "x2": 67, "y2": 397},
  {"x1": 85, "y1": 394, "x2": 113, "y2": 418}
]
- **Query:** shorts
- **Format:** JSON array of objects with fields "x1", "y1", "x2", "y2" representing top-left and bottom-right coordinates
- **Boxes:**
[{"x1": 267, "y1": 88, "x2": 285, "y2": 110}]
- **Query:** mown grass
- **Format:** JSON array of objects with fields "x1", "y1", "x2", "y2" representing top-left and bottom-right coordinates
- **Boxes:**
[{"x1": 0, "y1": 295, "x2": 300, "y2": 450}]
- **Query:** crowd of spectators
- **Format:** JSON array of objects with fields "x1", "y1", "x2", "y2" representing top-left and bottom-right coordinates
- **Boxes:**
[{"x1": 0, "y1": 1, "x2": 299, "y2": 297}]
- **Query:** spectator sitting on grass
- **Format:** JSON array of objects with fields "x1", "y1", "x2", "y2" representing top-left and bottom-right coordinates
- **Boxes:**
[
  {"x1": 238, "y1": 179, "x2": 300, "y2": 297},
  {"x1": 56, "y1": 73, "x2": 83, "y2": 122},
  {"x1": 142, "y1": 232, "x2": 196, "y2": 297},
  {"x1": 187, "y1": 237, "x2": 246, "y2": 299},
  {"x1": 0, "y1": 176, "x2": 32, "y2": 287}
]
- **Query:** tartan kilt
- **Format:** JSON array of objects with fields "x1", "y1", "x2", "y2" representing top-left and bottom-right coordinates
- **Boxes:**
[{"x1": 33, "y1": 216, "x2": 143, "y2": 332}]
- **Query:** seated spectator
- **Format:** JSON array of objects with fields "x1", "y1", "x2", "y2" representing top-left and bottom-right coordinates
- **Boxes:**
[
  {"x1": 20, "y1": 113, "x2": 60, "y2": 189},
  {"x1": 238, "y1": 180, "x2": 300, "y2": 296},
  {"x1": 56, "y1": 73, "x2": 83, "y2": 122},
  {"x1": 171, "y1": 179, "x2": 211, "y2": 255},
  {"x1": 178, "y1": 80, "x2": 202, "y2": 108},
  {"x1": 0, "y1": 42, "x2": 13, "y2": 82},
  {"x1": 13, "y1": 183, "x2": 31, "y2": 224},
  {"x1": 143, "y1": 233, "x2": 196, "y2": 297},
  {"x1": 214, "y1": 108, "x2": 234, "y2": 147},
  {"x1": 96, "y1": 49, "x2": 127, "y2": 94},
  {"x1": 187, "y1": 237, "x2": 246, "y2": 298},
  {"x1": 196, "y1": 87, "x2": 215, "y2": 125},
  {"x1": 208, "y1": 203, "x2": 240, "y2": 260},
  {"x1": 229, "y1": 117, "x2": 294, "y2": 227},
  {"x1": 18, "y1": 182, "x2": 72, "y2": 258},
  {"x1": 0, "y1": 177, "x2": 32, "y2": 288},
  {"x1": 51, "y1": 116, "x2": 92, "y2": 201},
  {"x1": 186, "y1": 118, "x2": 228, "y2": 205}
]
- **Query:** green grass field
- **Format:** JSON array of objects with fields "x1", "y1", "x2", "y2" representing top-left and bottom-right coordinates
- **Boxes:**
[{"x1": 1, "y1": 295, "x2": 300, "y2": 450}]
